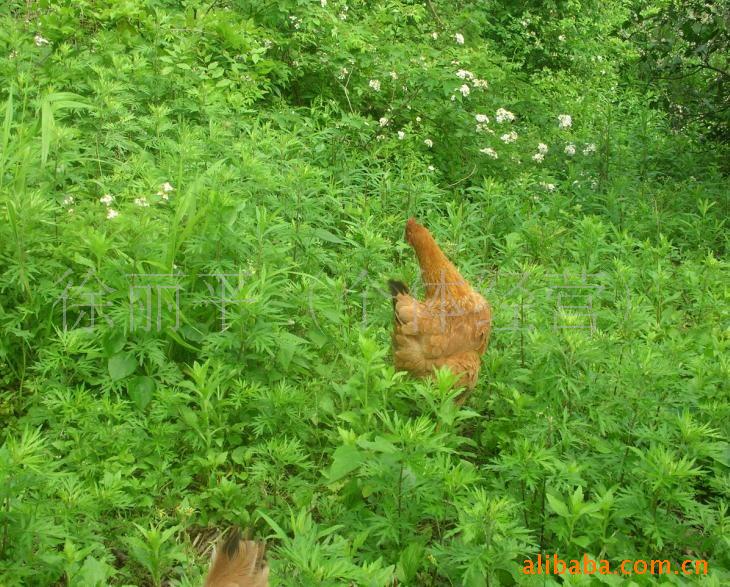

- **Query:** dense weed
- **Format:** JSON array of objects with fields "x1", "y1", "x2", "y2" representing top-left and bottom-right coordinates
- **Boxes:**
[{"x1": 0, "y1": 0, "x2": 727, "y2": 585}]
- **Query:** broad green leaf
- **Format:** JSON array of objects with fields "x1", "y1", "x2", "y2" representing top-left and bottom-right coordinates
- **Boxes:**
[
  {"x1": 128, "y1": 376, "x2": 155, "y2": 411},
  {"x1": 327, "y1": 444, "x2": 366, "y2": 483},
  {"x1": 108, "y1": 353, "x2": 137, "y2": 381}
]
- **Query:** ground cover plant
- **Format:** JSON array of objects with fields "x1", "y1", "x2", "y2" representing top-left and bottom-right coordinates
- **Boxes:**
[{"x1": 0, "y1": 0, "x2": 728, "y2": 585}]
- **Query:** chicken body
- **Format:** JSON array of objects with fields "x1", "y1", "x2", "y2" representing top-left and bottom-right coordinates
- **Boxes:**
[
  {"x1": 390, "y1": 218, "x2": 491, "y2": 403},
  {"x1": 204, "y1": 529, "x2": 269, "y2": 587}
]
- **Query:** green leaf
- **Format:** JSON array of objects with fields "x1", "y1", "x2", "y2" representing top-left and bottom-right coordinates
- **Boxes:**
[
  {"x1": 179, "y1": 407, "x2": 199, "y2": 430},
  {"x1": 108, "y1": 353, "x2": 137, "y2": 381},
  {"x1": 312, "y1": 227, "x2": 344, "y2": 244},
  {"x1": 327, "y1": 444, "x2": 366, "y2": 483},
  {"x1": 102, "y1": 330, "x2": 125, "y2": 357},
  {"x1": 396, "y1": 543, "x2": 424, "y2": 583},
  {"x1": 128, "y1": 376, "x2": 155, "y2": 411},
  {"x1": 78, "y1": 556, "x2": 113, "y2": 586},
  {"x1": 547, "y1": 493, "x2": 570, "y2": 518}
]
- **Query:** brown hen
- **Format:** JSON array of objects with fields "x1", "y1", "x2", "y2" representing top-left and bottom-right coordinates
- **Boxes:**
[
  {"x1": 389, "y1": 218, "x2": 492, "y2": 405},
  {"x1": 204, "y1": 529, "x2": 269, "y2": 587}
]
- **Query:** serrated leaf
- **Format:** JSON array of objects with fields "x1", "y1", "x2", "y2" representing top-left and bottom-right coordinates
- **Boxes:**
[{"x1": 547, "y1": 493, "x2": 570, "y2": 517}]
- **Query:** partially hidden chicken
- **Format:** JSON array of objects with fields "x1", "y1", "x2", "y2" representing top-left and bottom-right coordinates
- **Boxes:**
[
  {"x1": 204, "y1": 528, "x2": 269, "y2": 587},
  {"x1": 389, "y1": 218, "x2": 492, "y2": 405}
]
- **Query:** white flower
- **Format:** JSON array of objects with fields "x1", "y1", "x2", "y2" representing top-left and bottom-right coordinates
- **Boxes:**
[
  {"x1": 455, "y1": 33, "x2": 465, "y2": 45},
  {"x1": 583, "y1": 143, "x2": 597, "y2": 155},
  {"x1": 67, "y1": 208, "x2": 74, "y2": 214},
  {"x1": 416, "y1": 116, "x2": 422, "y2": 123},
  {"x1": 376, "y1": 134, "x2": 384, "y2": 141},
  {"x1": 428, "y1": 165, "x2": 435, "y2": 171},
  {"x1": 558, "y1": 114, "x2": 572, "y2": 129},
  {"x1": 456, "y1": 69, "x2": 474, "y2": 80},
  {"x1": 161, "y1": 192, "x2": 170, "y2": 201},
  {"x1": 34, "y1": 34, "x2": 50, "y2": 46},
  {"x1": 538, "y1": 143, "x2": 548, "y2": 154},
  {"x1": 500, "y1": 131, "x2": 518, "y2": 144},
  {"x1": 480, "y1": 147, "x2": 498, "y2": 159},
  {"x1": 459, "y1": 84, "x2": 470, "y2": 97},
  {"x1": 339, "y1": 6, "x2": 348, "y2": 19},
  {"x1": 475, "y1": 114, "x2": 489, "y2": 123},
  {"x1": 564, "y1": 143, "x2": 576, "y2": 156},
  {"x1": 432, "y1": 32, "x2": 439, "y2": 40},
  {"x1": 106, "y1": 208, "x2": 119, "y2": 219},
  {"x1": 397, "y1": 130, "x2": 405, "y2": 140},
  {"x1": 100, "y1": 194, "x2": 113, "y2": 206},
  {"x1": 337, "y1": 67, "x2": 348, "y2": 80},
  {"x1": 495, "y1": 108, "x2": 515, "y2": 123},
  {"x1": 424, "y1": 138, "x2": 433, "y2": 148},
  {"x1": 390, "y1": 71, "x2": 398, "y2": 80},
  {"x1": 62, "y1": 195, "x2": 74, "y2": 206},
  {"x1": 450, "y1": 95, "x2": 456, "y2": 102},
  {"x1": 540, "y1": 182, "x2": 556, "y2": 192},
  {"x1": 161, "y1": 182, "x2": 174, "y2": 193},
  {"x1": 320, "y1": 0, "x2": 327, "y2": 6},
  {"x1": 558, "y1": 34, "x2": 566, "y2": 42},
  {"x1": 369, "y1": 79, "x2": 381, "y2": 92},
  {"x1": 532, "y1": 152, "x2": 545, "y2": 163},
  {"x1": 134, "y1": 197, "x2": 150, "y2": 207},
  {"x1": 472, "y1": 78, "x2": 489, "y2": 89},
  {"x1": 379, "y1": 116, "x2": 389, "y2": 127}
]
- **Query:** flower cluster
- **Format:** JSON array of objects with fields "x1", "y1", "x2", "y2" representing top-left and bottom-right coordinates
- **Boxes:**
[
  {"x1": 496, "y1": 108, "x2": 515, "y2": 123},
  {"x1": 480, "y1": 147, "x2": 498, "y2": 159},
  {"x1": 500, "y1": 131, "x2": 518, "y2": 144},
  {"x1": 369, "y1": 79, "x2": 381, "y2": 92},
  {"x1": 540, "y1": 182, "x2": 557, "y2": 192},
  {"x1": 558, "y1": 114, "x2": 572, "y2": 129},
  {"x1": 157, "y1": 182, "x2": 174, "y2": 200},
  {"x1": 531, "y1": 143, "x2": 549, "y2": 163},
  {"x1": 455, "y1": 33, "x2": 465, "y2": 45},
  {"x1": 564, "y1": 143, "x2": 576, "y2": 156},
  {"x1": 454, "y1": 69, "x2": 488, "y2": 95}
]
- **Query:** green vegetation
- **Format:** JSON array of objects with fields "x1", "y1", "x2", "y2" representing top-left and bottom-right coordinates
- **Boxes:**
[{"x1": 1, "y1": 0, "x2": 727, "y2": 585}]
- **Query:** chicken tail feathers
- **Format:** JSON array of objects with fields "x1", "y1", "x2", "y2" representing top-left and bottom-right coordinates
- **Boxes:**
[
  {"x1": 388, "y1": 279, "x2": 409, "y2": 298},
  {"x1": 388, "y1": 280, "x2": 409, "y2": 317},
  {"x1": 204, "y1": 528, "x2": 269, "y2": 587}
]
